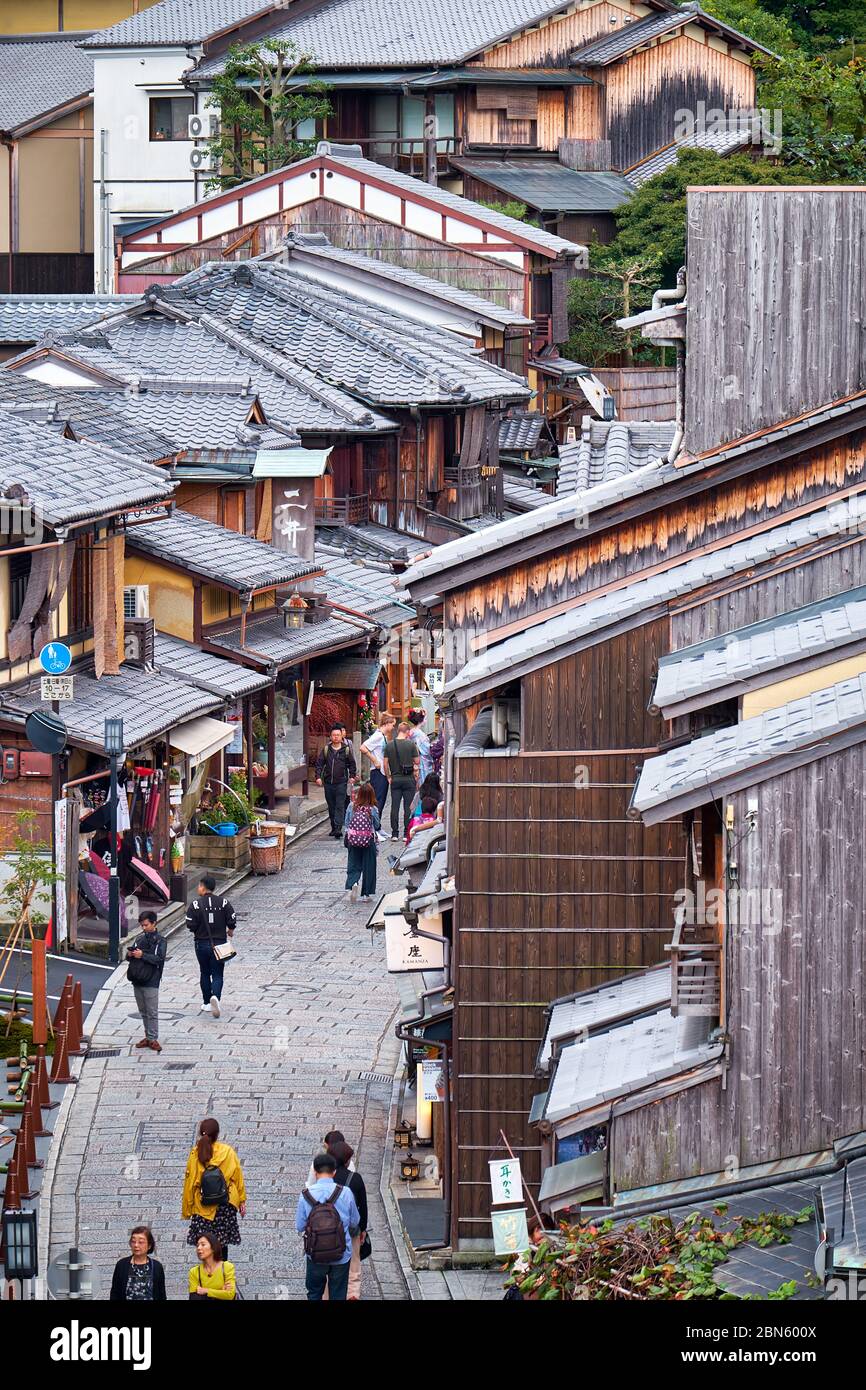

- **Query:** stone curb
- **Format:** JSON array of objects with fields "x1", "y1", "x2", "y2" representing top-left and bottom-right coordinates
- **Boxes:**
[{"x1": 378, "y1": 1054, "x2": 425, "y2": 1300}]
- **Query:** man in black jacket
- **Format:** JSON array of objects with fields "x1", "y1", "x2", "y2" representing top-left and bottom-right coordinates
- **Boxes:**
[
  {"x1": 127, "y1": 910, "x2": 167, "y2": 1053},
  {"x1": 315, "y1": 724, "x2": 357, "y2": 837},
  {"x1": 185, "y1": 874, "x2": 237, "y2": 1018}
]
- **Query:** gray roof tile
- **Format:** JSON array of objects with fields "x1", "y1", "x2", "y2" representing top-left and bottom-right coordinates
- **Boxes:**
[
  {"x1": 499, "y1": 411, "x2": 545, "y2": 453},
  {"x1": 625, "y1": 123, "x2": 765, "y2": 186},
  {"x1": 82, "y1": 0, "x2": 269, "y2": 47},
  {"x1": 153, "y1": 631, "x2": 271, "y2": 697},
  {"x1": 634, "y1": 672, "x2": 866, "y2": 821},
  {"x1": 0, "y1": 409, "x2": 173, "y2": 528},
  {"x1": 127, "y1": 510, "x2": 320, "y2": 591},
  {"x1": 442, "y1": 493, "x2": 866, "y2": 704},
  {"x1": 1, "y1": 661, "x2": 222, "y2": 751},
  {"x1": 557, "y1": 416, "x2": 676, "y2": 497},
  {"x1": 653, "y1": 586, "x2": 866, "y2": 715},
  {"x1": 0, "y1": 295, "x2": 135, "y2": 344},
  {"x1": 570, "y1": 2, "x2": 770, "y2": 64},
  {"x1": 314, "y1": 542, "x2": 414, "y2": 627},
  {"x1": 205, "y1": 610, "x2": 374, "y2": 667},
  {"x1": 538, "y1": 964, "x2": 672, "y2": 1071},
  {"x1": 451, "y1": 158, "x2": 633, "y2": 214},
  {"x1": 0, "y1": 36, "x2": 93, "y2": 133}
]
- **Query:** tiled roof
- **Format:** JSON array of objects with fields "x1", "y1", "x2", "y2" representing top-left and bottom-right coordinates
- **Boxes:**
[
  {"x1": 633, "y1": 672, "x2": 866, "y2": 824},
  {"x1": 451, "y1": 158, "x2": 633, "y2": 214},
  {"x1": 326, "y1": 522, "x2": 433, "y2": 565},
  {"x1": 205, "y1": 610, "x2": 374, "y2": 668},
  {"x1": 0, "y1": 36, "x2": 93, "y2": 133},
  {"x1": 556, "y1": 417, "x2": 676, "y2": 496},
  {"x1": 192, "y1": 0, "x2": 635, "y2": 73},
  {"x1": 0, "y1": 409, "x2": 173, "y2": 528},
  {"x1": 537, "y1": 965, "x2": 672, "y2": 1071},
  {"x1": 625, "y1": 123, "x2": 766, "y2": 187},
  {"x1": 153, "y1": 631, "x2": 271, "y2": 697},
  {"x1": 570, "y1": 2, "x2": 772, "y2": 64},
  {"x1": 442, "y1": 494, "x2": 866, "y2": 705},
  {"x1": 544, "y1": 1007, "x2": 722, "y2": 1124},
  {"x1": 127, "y1": 510, "x2": 321, "y2": 592},
  {"x1": 0, "y1": 295, "x2": 135, "y2": 344},
  {"x1": 652, "y1": 586, "x2": 866, "y2": 716},
  {"x1": 502, "y1": 480, "x2": 552, "y2": 512},
  {"x1": 273, "y1": 232, "x2": 531, "y2": 330},
  {"x1": 314, "y1": 542, "x2": 414, "y2": 627},
  {"x1": 165, "y1": 262, "x2": 530, "y2": 408},
  {"x1": 82, "y1": 0, "x2": 270, "y2": 47},
  {"x1": 499, "y1": 411, "x2": 545, "y2": 453},
  {"x1": 0, "y1": 662, "x2": 222, "y2": 751}
]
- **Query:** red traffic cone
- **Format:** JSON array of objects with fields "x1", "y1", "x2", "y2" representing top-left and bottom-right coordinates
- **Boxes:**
[
  {"x1": 52, "y1": 974, "x2": 73, "y2": 1032},
  {"x1": 35, "y1": 1045, "x2": 58, "y2": 1111},
  {"x1": 13, "y1": 1128, "x2": 37, "y2": 1199},
  {"x1": 63, "y1": 997, "x2": 84, "y2": 1058},
  {"x1": 20, "y1": 1107, "x2": 42, "y2": 1171},
  {"x1": 26, "y1": 1083, "x2": 49, "y2": 1140}
]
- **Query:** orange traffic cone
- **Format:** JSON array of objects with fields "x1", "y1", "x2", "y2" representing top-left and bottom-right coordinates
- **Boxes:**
[
  {"x1": 26, "y1": 1083, "x2": 49, "y2": 1140},
  {"x1": 14, "y1": 1128, "x2": 37, "y2": 1199},
  {"x1": 52, "y1": 974, "x2": 74, "y2": 1032},
  {"x1": 19, "y1": 1108, "x2": 42, "y2": 1170},
  {"x1": 63, "y1": 997, "x2": 84, "y2": 1057},
  {"x1": 72, "y1": 980, "x2": 87, "y2": 1046},
  {"x1": 35, "y1": 1046, "x2": 58, "y2": 1111}
]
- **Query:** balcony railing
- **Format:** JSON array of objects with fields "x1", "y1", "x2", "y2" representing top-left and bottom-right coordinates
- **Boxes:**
[
  {"x1": 343, "y1": 136, "x2": 462, "y2": 179},
  {"x1": 666, "y1": 915, "x2": 722, "y2": 1018},
  {"x1": 315, "y1": 494, "x2": 370, "y2": 526}
]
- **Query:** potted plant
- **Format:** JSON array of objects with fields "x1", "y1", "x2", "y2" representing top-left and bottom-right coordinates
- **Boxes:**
[{"x1": 188, "y1": 773, "x2": 263, "y2": 871}]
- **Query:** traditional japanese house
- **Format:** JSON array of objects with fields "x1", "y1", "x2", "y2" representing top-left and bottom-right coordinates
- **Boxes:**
[{"x1": 399, "y1": 186, "x2": 866, "y2": 1248}]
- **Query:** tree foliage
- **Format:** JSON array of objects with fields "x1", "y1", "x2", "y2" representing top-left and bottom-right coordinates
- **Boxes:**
[
  {"x1": 1, "y1": 810, "x2": 64, "y2": 937},
  {"x1": 204, "y1": 39, "x2": 331, "y2": 191},
  {"x1": 756, "y1": 49, "x2": 866, "y2": 176},
  {"x1": 566, "y1": 246, "x2": 663, "y2": 368},
  {"x1": 505, "y1": 1204, "x2": 814, "y2": 1300},
  {"x1": 700, "y1": 0, "x2": 798, "y2": 54}
]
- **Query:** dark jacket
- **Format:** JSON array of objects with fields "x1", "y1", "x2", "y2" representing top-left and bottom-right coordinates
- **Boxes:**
[
  {"x1": 109, "y1": 1255, "x2": 167, "y2": 1301},
  {"x1": 334, "y1": 1164, "x2": 367, "y2": 1231},
  {"x1": 125, "y1": 931, "x2": 167, "y2": 989},
  {"x1": 185, "y1": 894, "x2": 237, "y2": 945},
  {"x1": 316, "y1": 742, "x2": 357, "y2": 785}
]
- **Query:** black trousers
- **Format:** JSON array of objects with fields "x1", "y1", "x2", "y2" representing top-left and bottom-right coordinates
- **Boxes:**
[
  {"x1": 324, "y1": 781, "x2": 348, "y2": 833},
  {"x1": 389, "y1": 777, "x2": 415, "y2": 838}
]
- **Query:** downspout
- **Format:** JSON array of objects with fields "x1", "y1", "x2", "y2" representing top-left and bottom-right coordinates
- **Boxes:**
[
  {"x1": 2, "y1": 136, "x2": 14, "y2": 293},
  {"x1": 659, "y1": 266, "x2": 687, "y2": 465},
  {"x1": 411, "y1": 406, "x2": 423, "y2": 510}
]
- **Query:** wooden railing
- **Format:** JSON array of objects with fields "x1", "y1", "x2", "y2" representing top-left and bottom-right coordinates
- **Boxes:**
[
  {"x1": 351, "y1": 136, "x2": 461, "y2": 178},
  {"x1": 444, "y1": 464, "x2": 484, "y2": 521},
  {"x1": 665, "y1": 915, "x2": 722, "y2": 1018},
  {"x1": 315, "y1": 494, "x2": 370, "y2": 525}
]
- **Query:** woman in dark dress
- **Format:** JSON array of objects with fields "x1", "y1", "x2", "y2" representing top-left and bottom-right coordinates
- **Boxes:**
[{"x1": 110, "y1": 1226, "x2": 167, "y2": 1301}]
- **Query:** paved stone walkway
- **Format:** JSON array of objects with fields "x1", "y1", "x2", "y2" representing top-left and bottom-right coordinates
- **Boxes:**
[{"x1": 46, "y1": 828, "x2": 409, "y2": 1300}]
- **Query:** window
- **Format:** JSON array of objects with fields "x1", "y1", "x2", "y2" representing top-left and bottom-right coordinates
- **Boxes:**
[
  {"x1": 8, "y1": 553, "x2": 31, "y2": 623},
  {"x1": 149, "y1": 96, "x2": 194, "y2": 142}
]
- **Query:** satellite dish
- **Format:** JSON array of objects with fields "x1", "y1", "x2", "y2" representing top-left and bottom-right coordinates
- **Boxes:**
[{"x1": 25, "y1": 709, "x2": 68, "y2": 755}]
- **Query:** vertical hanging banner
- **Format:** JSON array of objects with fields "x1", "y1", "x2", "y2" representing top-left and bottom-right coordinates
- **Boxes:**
[
  {"x1": 491, "y1": 1207, "x2": 531, "y2": 1258},
  {"x1": 54, "y1": 798, "x2": 68, "y2": 947},
  {"x1": 489, "y1": 1157, "x2": 524, "y2": 1206}
]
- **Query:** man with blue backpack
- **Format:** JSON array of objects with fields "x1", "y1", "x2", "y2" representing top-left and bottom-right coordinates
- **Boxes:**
[{"x1": 296, "y1": 1152, "x2": 360, "y2": 1301}]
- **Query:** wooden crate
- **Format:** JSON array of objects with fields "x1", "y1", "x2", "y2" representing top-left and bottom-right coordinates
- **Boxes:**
[{"x1": 186, "y1": 825, "x2": 251, "y2": 870}]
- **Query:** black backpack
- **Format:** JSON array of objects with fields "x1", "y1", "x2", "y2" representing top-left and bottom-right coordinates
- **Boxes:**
[
  {"x1": 302, "y1": 1186, "x2": 345, "y2": 1264},
  {"x1": 200, "y1": 1165, "x2": 229, "y2": 1207}
]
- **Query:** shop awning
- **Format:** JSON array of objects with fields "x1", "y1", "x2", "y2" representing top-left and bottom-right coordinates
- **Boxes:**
[
  {"x1": 366, "y1": 887, "x2": 408, "y2": 932},
  {"x1": 170, "y1": 715, "x2": 237, "y2": 767}
]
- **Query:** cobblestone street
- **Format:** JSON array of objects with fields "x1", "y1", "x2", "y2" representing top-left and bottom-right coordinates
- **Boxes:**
[{"x1": 44, "y1": 828, "x2": 409, "y2": 1301}]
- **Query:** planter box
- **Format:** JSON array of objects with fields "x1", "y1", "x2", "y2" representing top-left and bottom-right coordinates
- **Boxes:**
[{"x1": 186, "y1": 825, "x2": 251, "y2": 871}]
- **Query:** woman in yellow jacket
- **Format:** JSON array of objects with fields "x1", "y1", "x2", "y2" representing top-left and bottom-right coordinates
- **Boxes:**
[
  {"x1": 182, "y1": 1117, "x2": 246, "y2": 1261},
  {"x1": 188, "y1": 1234, "x2": 236, "y2": 1301}
]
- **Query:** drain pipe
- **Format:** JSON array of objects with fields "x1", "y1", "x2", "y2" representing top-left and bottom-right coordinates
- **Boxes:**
[{"x1": 659, "y1": 266, "x2": 687, "y2": 465}]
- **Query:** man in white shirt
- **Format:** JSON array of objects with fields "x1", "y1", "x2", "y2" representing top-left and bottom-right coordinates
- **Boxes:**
[{"x1": 360, "y1": 711, "x2": 395, "y2": 814}]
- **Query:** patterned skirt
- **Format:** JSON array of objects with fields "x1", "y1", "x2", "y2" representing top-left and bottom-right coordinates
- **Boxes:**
[{"x1": 187, "y1": 1204, "x2": 241, "y2": 1247}]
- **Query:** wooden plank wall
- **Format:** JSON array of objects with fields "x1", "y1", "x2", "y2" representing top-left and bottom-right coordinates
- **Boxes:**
[
  {"x1": 605, "y1": 37, "x2": 754, "y2": 170},
  {"x1": 684, "y1": 188, "x2": 866, "y2": 455},
  {"x1": 472, "y1": 2, "x2": 639, "y2": 68},
  {"x1": 596, "y1": 367, "x2": 677, "y2": 421},
  {"x1": 613, "y1": 740, "x2": 866, "y2": 1188},
  {"x1": 455, "y1": 751, "x2": 685, "y2": 1243}
]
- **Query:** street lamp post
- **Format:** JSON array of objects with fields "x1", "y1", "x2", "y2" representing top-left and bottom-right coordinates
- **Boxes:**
[{"x1": 103, "y1": 718, "x2": 124, "y2": 965}]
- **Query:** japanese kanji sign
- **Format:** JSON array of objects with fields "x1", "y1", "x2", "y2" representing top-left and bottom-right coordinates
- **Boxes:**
[
  {"x1": 491, "y1": 1207, "x2": 531, "y2": 1257},
  {"x1": 489, "y1": 1157, "x2": 524, "y2": 1206}
]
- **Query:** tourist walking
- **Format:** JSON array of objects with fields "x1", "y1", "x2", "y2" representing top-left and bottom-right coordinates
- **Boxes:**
[
  {"x1": 182, "y1": 1117, "x2": 246, "y2": 1262},
  {"x1": 408, "y1": 709, "x2": 434, "y2": 781},
  {"x1": 185, "y1": 875, "x2": 237, "y2": 1017},
  {"x1": 360, "y1": 711, "x2": 396, "y2": 814},
  {"x1": 188, "y1": 1233, "x2": 236, "y2": 1301},
  {"x1": 384, "y1": 721, "x2": 420, "y2": 840},
  {"x1": 109, "y1": 1226, "x2": 167, "y2": 1301},
  {"x1": 329, "y1": 1140, "x2": 368, "y2": 1301},
  {"x1": 316, "y1": 724, "x2": 357, "y2": 837},
  {"x1": 296, "y1": 1152, "x2": 360, "y2": 1302},
  {"x1": 343, "y1": 781, "x2": 380, "y2": 903},
  {"x1": 126, "y1": 909, "x2": 167, "y2": 1052}
]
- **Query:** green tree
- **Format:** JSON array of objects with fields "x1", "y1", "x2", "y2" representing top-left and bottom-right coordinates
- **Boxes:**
[
  {"x1": 566, "y1": 246, "x2": 662, "y2": 367},
  {"x1": 699, "y1": 0, "x2": 797, "y2": 55},
  {"x1": 756, "y1": 49, "x2": 866, "y2": 176},
  {"x1": 1, "y1": 810, "x2": 64, "y2": 939},
  {"x1": 204, "y1": 39, "x2": 331, "y2": 191},
  {"x1": 760, "y1": 2, "x2": 866, "y2": 60}
]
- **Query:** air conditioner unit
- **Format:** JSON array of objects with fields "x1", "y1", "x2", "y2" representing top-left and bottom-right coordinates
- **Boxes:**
[
  {"x1": 189, "y1": 147, "x2": 218, "y2": 172},
  {"x1": 491, "y1": 698, "x2": 520, "y2": 748},
  {"x1": 124, "y1": 585, "x2": 149, "y2": 620},
  {"x1": 188, "y1": 111, "x2": 220, "y2": 140}
]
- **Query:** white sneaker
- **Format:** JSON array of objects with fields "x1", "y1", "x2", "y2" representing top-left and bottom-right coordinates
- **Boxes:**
[
  {"x1": 210, "y1": 995, "x2": 221, "y2": 1017},
  {"x1": 200, "y1": 1003, "x2": 211, "y2": 1012},
  {"x1": 350, "y1": 881, "x2": 360, "y2": 903}
]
